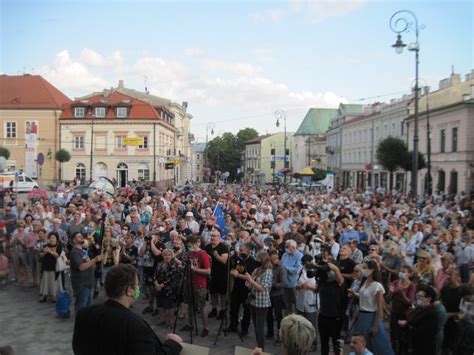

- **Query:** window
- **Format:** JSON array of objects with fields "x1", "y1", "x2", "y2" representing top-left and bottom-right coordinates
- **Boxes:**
[
  {"x1": 95, "y1": 135, "x2": 106, "y2": 150},
  {"x1": 116, "y1": 136, "x2": 126, "y2": 149},
  {"x1": 74, "y1": 136, "x2": 85, "y2": 149},
  {"x1": 197, "y1": 164, "x2": 200, "y2": 170},
  {"x1": 138, "y1": 164, "x2": 150, "y2": 181},
  {"x1": 116, "y1": 107, "x2": 128, "y2": 118},
  {"x1": 196, "y1": 154, "x2": 200, "y2": 160},
  {"x1": 95, "y1": 107, "x2": 106, "y2": 118},
  {"x1": 440, "y1": 129, "x2": 446, "y2": 153},
  {"x1": 138, "y1": 136, "x2": 149, "y2": 149},
  {"x1": 452, "y1": 127, "x2": 458, "y2": 152},
  {"x1": 75, "y1": 163, "x2": 86, "y2": 181},
  {"x1": 5, "y1": 121, "x2": 17, "y2": 138},
  {"x1": 74, "y1": 107, "x2": 85, "y2": 118}
]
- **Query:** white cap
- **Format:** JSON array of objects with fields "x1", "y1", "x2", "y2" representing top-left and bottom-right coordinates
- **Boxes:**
[{"x1": 186, "y1": 212, "x2": 194, "y2": 217}]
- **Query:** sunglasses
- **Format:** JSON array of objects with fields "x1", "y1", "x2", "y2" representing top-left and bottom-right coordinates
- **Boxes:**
[{"x1": 370, "y1": 248, "x2": 377, "y2": 251}]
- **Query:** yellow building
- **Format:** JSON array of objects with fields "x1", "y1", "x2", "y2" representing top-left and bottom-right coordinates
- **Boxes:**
[{"x1": 0, "y1": 74, "x2": 71, "y2": 184}]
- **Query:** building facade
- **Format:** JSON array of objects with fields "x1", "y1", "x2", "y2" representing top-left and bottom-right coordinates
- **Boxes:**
[
  {"x1": 326, "y1": 104, "x2": 367, "y2": 186},
  {"x1": 243, "y1": 135, "x2": 269, "y2": 184},
  {"x1": 340, "y1": 99, "x2": 409, "y2": 190},
  {"x1": 293, "y1": 108, "x2": 337, "y2": 173},
  {"x1": 260, "y1": 132, "x2": 295, "y2": 183},
  {"x1": 0, "y1": 74, "x2": 71, "y2": 184},
  {"x1": 190, "y1": 143, "x2": 206, "y2": 183},
  {"x1": 59, "y1": 91, "x2": 176, "y2": 188},
  {"x1": 99, "y1": 81, "x2": 194, "y2": 186},
  {"x1": 407, "y1": 71, "x2": 474, "y2": 195}
]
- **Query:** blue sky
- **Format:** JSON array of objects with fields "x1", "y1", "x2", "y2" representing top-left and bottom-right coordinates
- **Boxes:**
[{"x1": 1, "y1": 0, "x2": 472, "y2": 140}]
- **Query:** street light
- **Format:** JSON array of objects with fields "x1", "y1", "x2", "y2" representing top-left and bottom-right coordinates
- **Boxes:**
[
  {"x1": 390, "y1": 9, "x2": 424, "y2": 199},
  {"x1": 275, "y1": 110, "x2": 287, "y2": 184},
  {"x1": 204, "y1": 122, "x2": 215, "y2": 182}
]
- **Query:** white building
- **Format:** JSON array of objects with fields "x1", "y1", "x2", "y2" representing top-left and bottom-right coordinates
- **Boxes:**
[{"x1": 190, "y1": 143, "x2": 206, "y2": 183}]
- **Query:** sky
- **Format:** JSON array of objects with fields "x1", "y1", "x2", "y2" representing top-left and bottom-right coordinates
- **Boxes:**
[{"x1": 1, "y1": 0, "x2": 472, "y2": 141}]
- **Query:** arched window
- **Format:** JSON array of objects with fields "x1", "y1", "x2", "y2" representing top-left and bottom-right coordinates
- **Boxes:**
[
  {"x1": 449, "y1": 170, "x2": 458, "y2": 195},
  {"x1": 438, "y1": 170, "x2": 446, "y2": 193},
  {"x1": 75, "y1": 163, "x2": 86, "y2": 181}
]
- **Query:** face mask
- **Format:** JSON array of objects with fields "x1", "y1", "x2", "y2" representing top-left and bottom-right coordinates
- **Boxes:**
[
  {"x1": 415, "y1": 299, "x2": 427, "y2": 307},
  {"x1": 133, "y1": 286, "x2": 141, "y2": 300},
  {"x1": 240, "y1": 253, "x2": 248, "y2": 259},
  {"x1": 188, "y1": 246, "x2": 195, "y2": 252},
  {"x1": 360, "y1": 269, "x2": 369, "y2": 278},
  {"x1": 159, "y1": 227, "x2": 164, "y2": 232},
  {"x1": 207, "y1": 225, "x2": 213, "y2": 230},
  {"x1": 398, "y1": 272, "x2": 406, "y2": 280}
]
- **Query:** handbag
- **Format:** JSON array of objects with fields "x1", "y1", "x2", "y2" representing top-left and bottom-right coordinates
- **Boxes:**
[{"x1": 56, "y1": 250, "x2": 69, "y2": 272}]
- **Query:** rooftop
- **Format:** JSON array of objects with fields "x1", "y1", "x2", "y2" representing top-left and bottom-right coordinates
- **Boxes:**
[
  {"x1": 294, "y1": 108, "x2": 338, "y2": 136},
  {"x1": 0, "y1": 74, "x2": 71, "y2": 110}
]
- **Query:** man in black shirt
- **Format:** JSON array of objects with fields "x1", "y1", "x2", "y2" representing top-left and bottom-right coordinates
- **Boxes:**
[
  {"x1": 227, "y1": 243, "x2": 257, "y2": 335},
  {"x1": 318, "y1": 262, "x2": 345, "y2": 355},
  {"x1": 205, "y1": 229, "x2": 229, "y2": 320},
  {"x1": 73, "y1": 264, "x2": 182, "y2": 355},
  {"x1": 70, "y1": 232, "x2": 102, "y2": 313},
  {"x1": 337, "y1": 245, "x2": 356, "y2": 335}
]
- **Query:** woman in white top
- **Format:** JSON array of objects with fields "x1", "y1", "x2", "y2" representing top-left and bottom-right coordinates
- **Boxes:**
[{"x1": 349, "y1": 260, "x2": 394, "y2": 355}]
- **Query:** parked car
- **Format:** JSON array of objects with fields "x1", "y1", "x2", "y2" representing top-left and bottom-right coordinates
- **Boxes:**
[{"x1": 0, "y1": 172, "x2": 39, "y2": 192}]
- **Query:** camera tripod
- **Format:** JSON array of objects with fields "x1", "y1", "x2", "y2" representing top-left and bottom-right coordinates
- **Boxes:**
[
  {"x1": 173, "y1": 250, "x2": 198, "y2": 343},
  {"x1": 214, "y1": 255, "x2": 243, "y2": 345}
]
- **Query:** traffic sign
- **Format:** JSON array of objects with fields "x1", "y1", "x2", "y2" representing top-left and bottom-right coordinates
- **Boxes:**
[
  {"x1": 37, "y1": 153, "x2": 45, "y2": 166},
  {"x1": 123, "y1": 137, "x2": 144, "y2": 146},
  {"x1": 165, "y1": 163, "x2": 174, "y2": 170}
]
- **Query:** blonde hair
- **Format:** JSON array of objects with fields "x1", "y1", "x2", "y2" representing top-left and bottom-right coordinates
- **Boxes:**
[{"x1": 279, "y1": 314, "x2": 316, "y2": 355}]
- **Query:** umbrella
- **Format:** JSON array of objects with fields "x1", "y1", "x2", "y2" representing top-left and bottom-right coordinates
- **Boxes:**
[
  {"x1": 300, "y1": 166, "x2": 315, "y2": 176},
  {"x1": 28, "y1": 187, "x2": 49, "y2": 200}
]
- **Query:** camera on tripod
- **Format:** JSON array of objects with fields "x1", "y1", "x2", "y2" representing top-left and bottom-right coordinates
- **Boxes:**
[{"x1": 305, "y1": 255, "x2": 331, "y2": 281}]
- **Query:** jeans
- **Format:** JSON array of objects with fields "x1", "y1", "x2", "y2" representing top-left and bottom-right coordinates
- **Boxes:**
[
  {"x1": 252, "y1": 306, "x2": 269, "y2": 350},
  {"x1": 318, "y1": 314, "x2": 342, "y2": 355},
  {"x1": 101, "y1": 265, "x2": 112, "y2": 284},
  {"x1": 353, "y1": 311, "x2": 394, "y2": 355},
  {"x1": 283, "y1": 287, "x2": 296, "y2": 314},
  {"x1": 74, "y1": 286, "x2": 93, "y2": 313},
  {"x1": 267, "y1": 295, "x2": 284, "y2": 336}
]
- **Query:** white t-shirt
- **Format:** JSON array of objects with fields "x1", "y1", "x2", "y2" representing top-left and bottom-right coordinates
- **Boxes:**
[{"x1": 359, "y1": 281, "x2": 385, "y2": 312}]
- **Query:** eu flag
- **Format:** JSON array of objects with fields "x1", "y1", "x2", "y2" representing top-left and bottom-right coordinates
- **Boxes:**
[{"x1": 213, "y1": 203, "x2": 228, "y2": 237}]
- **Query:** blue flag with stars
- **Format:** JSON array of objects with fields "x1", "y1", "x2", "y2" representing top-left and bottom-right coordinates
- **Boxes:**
[{"x1": 213, "y1": 203, "x2": 228, "y2": 237}]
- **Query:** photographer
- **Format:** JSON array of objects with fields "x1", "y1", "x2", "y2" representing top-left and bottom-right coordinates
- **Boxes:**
[
  {"x1": 296, "y1": 254, "x2": 318, "y2": 352},
  {"x1": 228, "y1": 243, "x2": 257, "y2": 336},
  {"x1": 317, "y1": 257, "x2": 345, "y2": 355}
]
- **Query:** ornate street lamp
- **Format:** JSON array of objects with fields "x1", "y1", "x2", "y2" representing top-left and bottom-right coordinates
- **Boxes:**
[
  {"x1": 204, "y1": 122, "x2": 215, "y2": 182},
  {"x1": 390, "y1": 10, "x2": 424, "y2": 199},
  {"x1": 275, "y1": 110, "x2": 288, "y2": 184}
]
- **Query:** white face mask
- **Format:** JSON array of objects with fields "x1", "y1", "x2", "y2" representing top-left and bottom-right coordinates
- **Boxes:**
[{"x1": 360, "y1": 269, "x2": 369, "y2": 278}]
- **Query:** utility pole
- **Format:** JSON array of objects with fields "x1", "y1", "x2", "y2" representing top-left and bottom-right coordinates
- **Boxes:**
[{"x1": 89, "y1": 113, "x2": 94, "y2": 183}]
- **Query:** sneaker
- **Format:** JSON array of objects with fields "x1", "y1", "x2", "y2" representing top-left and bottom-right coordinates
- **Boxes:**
[
  {"x1": 201, "y1": 328, "x2": 209, "y2": 337},
  {"x1": 208, "y1": 308, "x2": 217, "y2": 318},
  {"x1": 180, "y1": 325, "x2": 193, "y2": 331},
  {"x1": 142, "y1": 306, "x2": 153, "y2": 314},
  {"x1": 217, "y1": 310, "x2": 226, "y2": 320}
]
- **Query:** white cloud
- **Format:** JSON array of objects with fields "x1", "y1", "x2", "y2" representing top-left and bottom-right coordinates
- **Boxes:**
[
  {"x1": 249, "y1": 8, "x2": 284, "y2": 23},
  {"x1": 37, "y1": 49, "x2": 347, "y2": 136},
  {"x1": 184, "y1": 47, "x2": 205, "y2": 56},
  {"x1": 37, "y1": 50, "x2": 111, "y2": 94}
]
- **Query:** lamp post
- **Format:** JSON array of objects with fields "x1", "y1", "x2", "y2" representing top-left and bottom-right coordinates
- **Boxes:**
[
  {"x1": 204, "y1": 122, "x2": 215, "y2": 182},
  {"x1": 390, "y1": 9, "x2": 424, "y2": 200},
  {"x1": 89, "y1": 113, "x2": 95, "y2": 184},
  {"x1": 275, "y1": 110, "x2": 287, "y2": 184}
]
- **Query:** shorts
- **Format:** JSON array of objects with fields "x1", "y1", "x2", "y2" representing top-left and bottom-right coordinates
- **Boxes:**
[{"x1": 192, "y1": 287, "x2": 208, "y2": 311}]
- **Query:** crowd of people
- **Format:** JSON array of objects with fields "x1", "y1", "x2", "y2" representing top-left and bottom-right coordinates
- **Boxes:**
[{"x1": 0, "y1": 180, "x2": 473, "y2": 355}]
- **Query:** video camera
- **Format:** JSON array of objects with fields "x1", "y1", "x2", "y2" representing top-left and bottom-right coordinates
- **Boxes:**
[{"x1": 306, "y1": 255, "x2": 331, "y2": 281}]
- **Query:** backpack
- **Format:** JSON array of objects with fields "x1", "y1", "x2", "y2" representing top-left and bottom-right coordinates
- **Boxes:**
[{"x1": 55, "y1": 291, "x2": 71, "y2": 318}]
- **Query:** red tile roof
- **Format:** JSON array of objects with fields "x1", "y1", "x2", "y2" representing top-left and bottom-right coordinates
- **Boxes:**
[
  {"x1": 60, "y1": 91, "x2": 166, "y2": 120},
  {"x1": 0, "y1": 74, "x2": 71, "y2": 109}
]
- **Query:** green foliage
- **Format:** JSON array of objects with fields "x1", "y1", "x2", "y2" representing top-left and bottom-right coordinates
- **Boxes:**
[
  {"x1": 402, "y1": 151, "x2": 427, "y2": 172},
  {"x1": 311, "y1": 168, "x2": 327, "y2": 181},
  {"x1": 0, "y1": 146, "x2": 10, "y2": 160},
  {"x1": 207, "y1": 128, "x2": 259, "y2": 179},
  {"x1": 376, "y1": 137, "x2": 407, "y2": 173},
  {"x1": 55, "y1": 149, "x2": 71, "y2": 163}
]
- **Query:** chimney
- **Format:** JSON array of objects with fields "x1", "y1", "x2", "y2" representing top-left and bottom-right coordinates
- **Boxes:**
[{"x1": 118, "y1": 80, "x2": 124, "y2": 89}]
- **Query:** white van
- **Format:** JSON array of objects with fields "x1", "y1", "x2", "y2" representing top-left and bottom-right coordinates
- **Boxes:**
[{"x1": 0, "y1": 172, "x2": 39, "y2": 192}]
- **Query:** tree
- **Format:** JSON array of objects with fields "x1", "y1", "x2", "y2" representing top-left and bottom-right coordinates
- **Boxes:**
[
  {"x1": 376, "y1": 137, "x2": 407, "y2": 191},
  {"x1": 207, "y1": 128, "x2": 259, "y2": 180},
  {"x1": 0, "y1": 146, "x2": 10, "y2": 160},
  {"x1": 401, "y1": 151, "x2": 427, "y2": 172},
  {"x1": 55, "y1": 149, "x2": 71, "y2": 181},
  {"x1": 311, "y1": 168, "x2": 327, "y2": 181}
]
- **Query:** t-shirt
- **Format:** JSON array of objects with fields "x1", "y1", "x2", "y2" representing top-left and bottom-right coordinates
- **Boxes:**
[
  {"x1": 188, "y1": 250, "x2": 210, "y2": 288},
  {"x1": 120, "y1": 245, "x2": 138, "y2": 265},
  {"x1": 205, "y1": 242, "x2": 229, "y2": 281},
  {"x1": 319, "y1": 280, "x2": 344, "y2": 317},
  {"x1": 359, "y1": 281, "x2": 385, "y2": 312},
  {"x1": 70, "y1": 247, "x2": 95, "y2": 290},
  {"x1": 338, "y1": 257, "x2": 356, "y2": 289}
]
